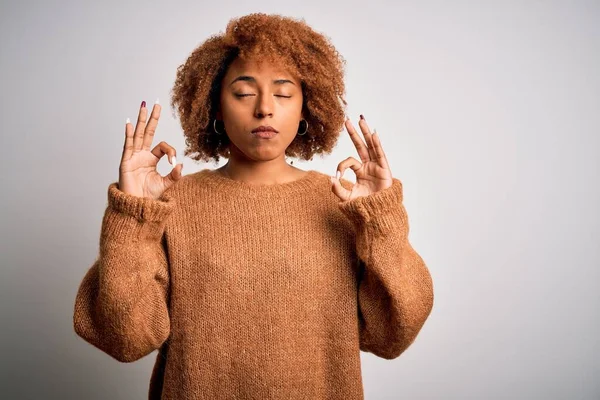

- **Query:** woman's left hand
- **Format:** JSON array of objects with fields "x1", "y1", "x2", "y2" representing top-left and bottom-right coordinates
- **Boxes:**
[{"x1": 330, "y1": 115, "x2": 394, "y2": 202}]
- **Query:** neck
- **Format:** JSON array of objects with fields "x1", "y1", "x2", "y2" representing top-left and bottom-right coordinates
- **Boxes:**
[{"x1": 218, "y1": 155, "x2": 300, "y2": 185}]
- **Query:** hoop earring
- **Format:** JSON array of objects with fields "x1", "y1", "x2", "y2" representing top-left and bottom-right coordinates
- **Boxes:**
[
  {"x1": 213, "y1": 119, "x2": 224, "y2": 135},
  {"x1": 297, "y1": 119, "x2": 308, "y2": 135}
]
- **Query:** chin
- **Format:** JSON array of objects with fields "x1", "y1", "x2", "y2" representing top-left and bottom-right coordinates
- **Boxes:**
[{"x1": 245, "y1": 149, "x2": 285, "y2": 161}]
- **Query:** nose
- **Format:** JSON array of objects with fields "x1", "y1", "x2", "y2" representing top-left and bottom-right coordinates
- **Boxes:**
[{"x1": 254, "y1": 93, "x2": 274, "y2": 119}]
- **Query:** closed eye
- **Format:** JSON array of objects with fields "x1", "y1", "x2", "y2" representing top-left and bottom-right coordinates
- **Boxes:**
[{"x1": 234, "y1": 94, "x2": 292, "y2": 98}]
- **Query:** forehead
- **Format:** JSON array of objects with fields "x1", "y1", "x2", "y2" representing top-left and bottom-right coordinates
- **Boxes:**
[{"x1": 224, "y1": 56, "x2": 298, "y2": 83}]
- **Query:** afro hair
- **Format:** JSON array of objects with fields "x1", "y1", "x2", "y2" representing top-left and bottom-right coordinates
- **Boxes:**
[{"x1": 169, "y1": 13, "x2": 348, "y2": 165}]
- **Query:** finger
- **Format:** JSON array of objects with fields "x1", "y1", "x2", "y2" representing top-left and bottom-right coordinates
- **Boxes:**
[
  {"x1": 357, "y1": 116, "x2": 376, "y2": 160},
  {"x1": 163, "y1": 163, "x2": 184, "y2": 188},
  {"x1": 371, "y1": 130, "x2": 391, "y2": 170},
  {"x1": 150, "y1": 141, "x2": 177, "y2": 166},
  {"x1": 122, "y1": 117, "x2": 134, "y2": 161},
  {"x1": 133, "y1": 101, "x2": 148, "y2": 152},
  {"x1": 330, "y1": 174, "x2": 352, "y2": 201},
  {"x1": 142, "y1": 100, "x2": 161, "y2": 151},
  {"x1": 345, "y1": 119, "x2": 370, "y2": 163},
  {"x1": 336, "y1": 156, "x2": 362, "y2": 181}
]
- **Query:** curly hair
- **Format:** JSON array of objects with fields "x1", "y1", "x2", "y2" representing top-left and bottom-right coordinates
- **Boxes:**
[{"x1": 169, "y1": 13, "x2": 348, "y2": 165}]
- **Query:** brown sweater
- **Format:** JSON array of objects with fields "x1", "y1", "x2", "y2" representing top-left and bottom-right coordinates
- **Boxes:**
[{"x1": 73, "y1": 168, "x2": 434, "y2": 399}]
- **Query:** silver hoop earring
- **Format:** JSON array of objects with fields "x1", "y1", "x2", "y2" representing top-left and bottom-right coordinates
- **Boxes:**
[
  {"x1": 297, "y1": 119, "x2": 308, "y2": 135},
  {"x1": 213, "y1": 119, "x2": 224, "y2": 134}
]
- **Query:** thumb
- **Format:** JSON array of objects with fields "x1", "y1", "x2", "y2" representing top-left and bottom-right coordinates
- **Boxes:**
[
  {"x1": 330, "y1": 176, "x2": 351, "y2": 201},
  {"x1": 163, "y1": 163, "x2": 183, "y2": 187}
]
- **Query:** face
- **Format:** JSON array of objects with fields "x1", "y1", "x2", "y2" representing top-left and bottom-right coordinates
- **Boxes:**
[{"x1": 216, "y1": 57, "x2": 304, "y2": 162}]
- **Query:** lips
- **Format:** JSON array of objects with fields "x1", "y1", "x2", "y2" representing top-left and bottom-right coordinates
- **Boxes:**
[
  {"x1": 253, "y1": 131, "x2": 278, "y2": 139},
  {"x1": 251, "y1": 125, "x2": 278, "y2": 133},
  {"x1": 251, "y1": 125, "x2": 278, "y2": 139}
]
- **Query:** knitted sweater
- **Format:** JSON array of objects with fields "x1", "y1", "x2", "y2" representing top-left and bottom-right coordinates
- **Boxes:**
[{"x1": 73, "y1": 168, "x2": 434, "y2": 400}]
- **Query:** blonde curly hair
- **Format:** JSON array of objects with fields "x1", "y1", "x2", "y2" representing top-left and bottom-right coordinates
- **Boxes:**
[{"x1": 169, "y1": 13, "x2": 348, "y2": 164}]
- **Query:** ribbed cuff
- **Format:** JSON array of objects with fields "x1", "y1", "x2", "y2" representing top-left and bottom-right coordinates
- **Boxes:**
[
  {"x1": 107, "y1": 182, "x2": 175, "y2": 222},
  {"x1": 100, "y1": 182, "x2": 176, "y2": 243},
  {"x1": 338, "y1": 178, "x2": 407, "y2": 237}
]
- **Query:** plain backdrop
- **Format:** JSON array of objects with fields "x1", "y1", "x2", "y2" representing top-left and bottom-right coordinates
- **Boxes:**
[{"x1": 1, "y1": 0, "x2": 599, "y2": 399}]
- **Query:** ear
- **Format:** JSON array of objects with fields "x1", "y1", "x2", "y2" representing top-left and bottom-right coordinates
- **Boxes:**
[{"x1": 215, "y1": 110, "x2": 223, "y2": 120}]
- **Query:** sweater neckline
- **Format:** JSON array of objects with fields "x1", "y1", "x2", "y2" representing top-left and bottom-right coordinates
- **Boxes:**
[{"x1": 196, "y1": 168, "x2": 325, "y2": 198}]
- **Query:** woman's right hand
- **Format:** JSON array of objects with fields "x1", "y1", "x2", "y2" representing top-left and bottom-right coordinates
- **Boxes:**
[{"x1": 118, "y1": 100, "x2": 183, "y2": 200}]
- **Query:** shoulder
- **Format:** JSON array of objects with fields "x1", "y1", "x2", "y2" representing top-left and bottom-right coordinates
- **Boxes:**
[{"x1": 161, "y1": 169, "x2": 211, "y2": 200}]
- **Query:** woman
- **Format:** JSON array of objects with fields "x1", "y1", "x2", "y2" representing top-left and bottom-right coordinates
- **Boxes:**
[{"x1": 73, "y1": 13, "x2": 434, "y2": 400}]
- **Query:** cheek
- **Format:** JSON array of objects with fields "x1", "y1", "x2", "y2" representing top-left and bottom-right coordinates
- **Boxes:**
[
  {"x1": 221, "y1": 96, "x2": 239, "y2": 115},
  {"x1": 280, "y1": 97, "x2": 303, "y2": 115},
  {"x1": 220, "y1": 99, "x2": 249, "y2": 127}
]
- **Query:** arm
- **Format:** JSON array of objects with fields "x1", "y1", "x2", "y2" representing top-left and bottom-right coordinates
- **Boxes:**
[
  {"x1": 339, "y1": 177, "x2": 434, "y2": 359},
  {"x1": 73, "y1": 182, "x2": 175, "y2": 363}
]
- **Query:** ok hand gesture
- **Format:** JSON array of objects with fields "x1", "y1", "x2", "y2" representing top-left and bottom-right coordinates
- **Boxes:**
[
  {"x1": 119, "y1": 100, "x2": 183, "y2": 200},
  {"x1": 330, "y1": 115, "x2": 393, "y2": 202}
]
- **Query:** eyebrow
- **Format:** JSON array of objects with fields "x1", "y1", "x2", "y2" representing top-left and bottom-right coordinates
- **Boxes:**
[{"x1": 229, "y1": 76, "x2": 296, "y2": 86}]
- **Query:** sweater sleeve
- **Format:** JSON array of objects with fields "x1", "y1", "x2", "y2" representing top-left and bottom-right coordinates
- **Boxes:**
[
  {"x1": 338, "y1": 177, "x2": 434, "y2": 359},
  {"x1": 73, "y1": 182, "x2": 175, "y2": 363}
]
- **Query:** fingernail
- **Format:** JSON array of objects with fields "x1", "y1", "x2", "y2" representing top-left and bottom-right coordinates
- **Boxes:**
[
  {"x1": 155, "y1": 98, "x2": 160, "y2": 104},
  {"x1": 141, "y1": 100, "x2": 146, "y2": 108},
  {"x1": 171, "y1": 156, "x2": 177, "y2": 167},
  {"x1": 360, "y1": 114, "x2": 364, "y2": 120},
  {"x1": 336, "y1": 171, "x2": 341, "y2": 179},
  {"x1": 126, "y1": 117, "x2": 130, "y2": 124}
]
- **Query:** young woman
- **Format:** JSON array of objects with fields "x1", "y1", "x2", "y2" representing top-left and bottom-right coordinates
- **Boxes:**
[{"x1": 73, "y1": 13, "x2": 434, "y2": 400}]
